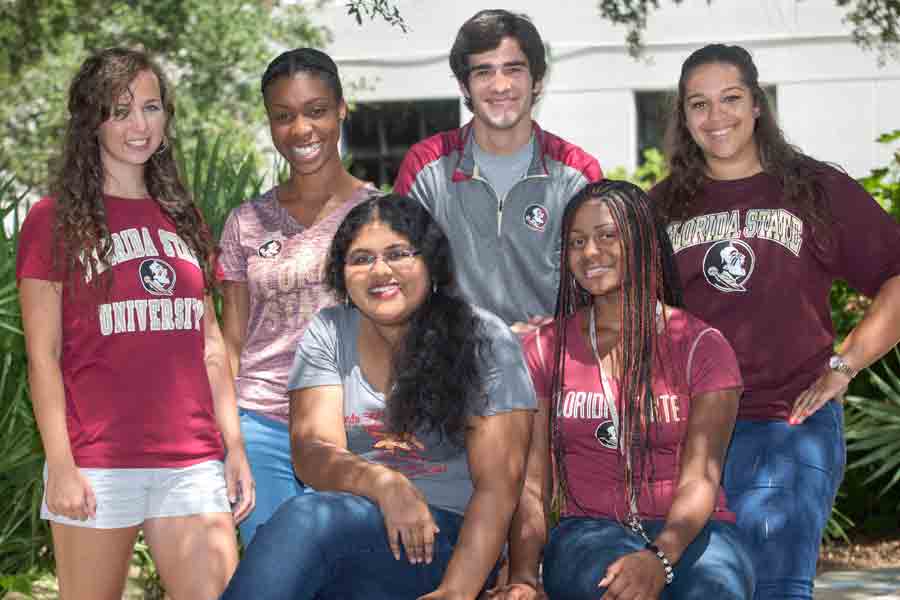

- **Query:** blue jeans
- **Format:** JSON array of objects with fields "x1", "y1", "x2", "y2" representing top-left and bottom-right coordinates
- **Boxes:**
[
  {"x1": 723, "y1": 400, "x2": 846, "y2": 600},
  {"x1": 238, "y1": 409, "x2": 309, "y2": 546},
  {"x1": 543, "y1": 517, "x2": 754, "y2": 599},
  {"x1": 221, "y1": 491, "x2": 490, "y2": 600}
]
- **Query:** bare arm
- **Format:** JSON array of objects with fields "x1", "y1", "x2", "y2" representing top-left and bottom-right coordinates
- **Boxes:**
[
  {"x1": 600, "y1": 388, "x2": 740, "y2": 596},
  {"x1": 504, "y1": 396, "x2": 552, "y2": 590},
  {"x1": 204, "y1": 295, "x2": 254, "y2": 521},
  {"x1": 220, "y1": 280, "x2": 249, "y2": 379},
  {"x1": 19, "y1": 278, "x2": 96, "y2": 520},
  {"x1": 291, "y1": 386, "x2": 439, "y2": 563},
  {"x1": 426, "y1": 409, "x2": 533, "y2": 600},
  {"x1": 793, "y1": 274, "x2": 900, "y2": 423}
]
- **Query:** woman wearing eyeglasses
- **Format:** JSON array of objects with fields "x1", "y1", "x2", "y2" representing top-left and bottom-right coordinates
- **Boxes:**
[{"x1": 220, "y1": 194, "x2": 537, "y2": 600}]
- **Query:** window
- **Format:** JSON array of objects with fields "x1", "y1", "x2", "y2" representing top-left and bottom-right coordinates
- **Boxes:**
[
  {"x1": 635, "y1": 87, "x2": 777, "y2": 165},
  {"x1": 343, "y1": 99, "x2": 460, "y2": 187}
]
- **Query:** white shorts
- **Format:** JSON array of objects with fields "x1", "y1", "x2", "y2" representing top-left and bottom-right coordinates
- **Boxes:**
[{"x1": 41, "y1": 460, "x2": 231, "y2": 529}]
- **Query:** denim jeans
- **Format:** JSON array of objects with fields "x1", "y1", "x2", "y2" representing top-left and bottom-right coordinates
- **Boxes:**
[
  {"x1": 221, "y1": 491, "x2": 483, "y2": 600},
  {"x1": 723, "y1": 400, "x2": 846, "y2": 600},
  {"x1": 238, "y1": 409, "x2": 309, "y2": 546},
  {"x1": 543, "y1": 517, "x2": 754, "y2": 600}
]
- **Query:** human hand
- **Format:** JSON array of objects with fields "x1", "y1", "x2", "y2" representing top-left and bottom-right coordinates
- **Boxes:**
[
  {"x1": 510, "y1": 316, "x2": 553, "y2": 338},
  {"x1": 417, "y1": 588, "x2": 470, "y2": 600},
  {"x1": 376, "y1": 473, "x2": 440, "y2": 565},
  {"x1": 224, "y1": 447, "x2": 255, "y2": 523},
  {"x1": 597, "y1": 550, "x2": 665, "y2": 599},
  {"x1": 45, "y1": 464, "x2": 96, "y2": 521},
  {"x1": 790, "y1": 370, "x2": 850, "y2": 425},
  {"x1": 485, "y1": 582, "x2": 546, "y2": 600}
]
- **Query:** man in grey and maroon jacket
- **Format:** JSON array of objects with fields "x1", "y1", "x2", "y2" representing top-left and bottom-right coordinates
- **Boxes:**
[{"x1": 394, "y1": 9, "x2": 602, "y2": 335}]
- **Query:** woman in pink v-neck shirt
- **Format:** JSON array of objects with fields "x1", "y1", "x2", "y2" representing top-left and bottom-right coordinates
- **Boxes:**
[{"x1": 218, "y1": 48, "x2": 378, "y2": 545}]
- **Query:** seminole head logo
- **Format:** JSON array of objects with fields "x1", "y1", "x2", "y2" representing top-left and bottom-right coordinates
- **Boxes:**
[
  {"x1": 594, "y1": 419, "x2": 618, "y2": 450},
  {"x1": 258, "y1": 239, "x2": 283, "y2": 258},
  {"x1": 139, "y1": 259, "x2": 176, "y2": 296},
  {"x1": 523, "y1": 204, "x2": 549, "y2": 232},
  {"x1": 703, "y1": 239, "x2": 755, "y2": 293}
]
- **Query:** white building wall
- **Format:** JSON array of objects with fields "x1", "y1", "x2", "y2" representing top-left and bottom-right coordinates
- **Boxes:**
[{"x1": 315, "y1": 0, "x2": 900, "y2": 177}]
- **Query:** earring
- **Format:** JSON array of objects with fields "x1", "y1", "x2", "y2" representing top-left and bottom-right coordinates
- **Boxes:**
[
  {"x1": 154, "y1": 135, "x2": 169, "y2": 155},
  {"x1": 345, "y1": 295, "x2": 351, "y2": 308},
  {"x1": 432, "y1": 281, "x2": 438, "y2": 294}
]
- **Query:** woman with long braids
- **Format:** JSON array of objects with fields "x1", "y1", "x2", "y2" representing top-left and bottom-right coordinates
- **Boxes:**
[
  {"x1": 16, "y1": 48, "x2": 251, "y2": 599},
  {"x1": 218, "y1": 47, "x2": 379, "y2": 545},
  {"x1": 492, "y1": 180, "x2": 753, "y2": 600},
  {"x1": 221, "y1": 194, "x2": 536, "y2": 600},
  {"x1": 652, "y1": 44, "x2": 900, "y2": 599}
]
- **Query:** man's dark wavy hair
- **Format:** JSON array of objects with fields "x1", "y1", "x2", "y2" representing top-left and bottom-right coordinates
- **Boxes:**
[
  {"x1": 449, "y1": 9, "x2": 547, "y2": 111},
  {"x1": 325, "y1": 194, "x2": 489, "y2": 447}
]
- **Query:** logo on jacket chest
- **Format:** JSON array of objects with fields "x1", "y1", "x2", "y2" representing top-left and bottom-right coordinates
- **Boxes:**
[{"x1": 524, "y1": 204, "x2": 549, "y2": 232}]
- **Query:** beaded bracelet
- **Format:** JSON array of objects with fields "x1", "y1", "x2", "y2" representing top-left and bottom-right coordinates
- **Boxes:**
[{"x1": 645, "y1": 543, "x2": 675, "y2": 585}]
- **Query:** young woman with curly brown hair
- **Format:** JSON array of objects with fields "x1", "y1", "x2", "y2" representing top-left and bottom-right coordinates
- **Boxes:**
[
  {"x1": 16, "y1": 47, "x2": 252, "y2": 600},
  {"x1": 652, "y1": 44, "x2": 900, "y2": 600}
]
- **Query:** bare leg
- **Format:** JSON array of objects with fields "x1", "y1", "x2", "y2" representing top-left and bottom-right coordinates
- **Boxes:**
[
  {"x1": 50, "y1": 521, "x2": 140, "y2": 600},
  {"x1": 143, "y1": 512, "x2": 239, "y2": 600}
]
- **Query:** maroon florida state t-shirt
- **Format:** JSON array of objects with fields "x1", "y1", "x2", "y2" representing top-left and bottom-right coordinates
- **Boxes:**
[
  {"x1": 653, "y1": 168, "x2": 900, "y2": 420},
  {"x1": 17, "y1": 196, "x2": 224, "y2": 468}
]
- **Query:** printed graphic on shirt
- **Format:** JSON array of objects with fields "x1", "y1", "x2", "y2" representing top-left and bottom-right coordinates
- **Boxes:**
[
  {"x1": 91, "y1": 226, "x2": 205, "y2": 337},
  {"x1": 140, "y1": 259, "x2": 177, "y2": 296},
  {"x1": 258, "y1": 239, "x2": 282, "y2": 258},
  {"x1": 558, "y1": 389, "x2": 683, "y2": 448},
  {"x1": 524, "y1": 204, "x2": 549, "y2": 232},
  {"x1": 595, "y1": 420, "x2": 618, "y2": 449},
  {"x1": 667, "y1": 208, "x2": 804, "y2": 293},
  {"x1": 256, "y1": 244, "x2": 332, "y2": 332},
  {"x1": 703, "y1": 240, "x2": 755, "y2": 293},
  {"x1": 346, "y1": 410, "x2": 448, "y2": 477}
]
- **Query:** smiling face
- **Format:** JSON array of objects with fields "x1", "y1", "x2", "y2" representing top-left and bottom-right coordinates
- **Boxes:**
[
  {"x1": 344, "y1": 220, "x2": 430, "y2": 328},
  {"x1": 683, "y1": 62, "x2": 762, "y2": 178},
  {"x1": 97, "y1": 69, "x2": 166, "y2": 187},
  {"x1": 567, "y1": 199, "x2": 623, "y2": 299},
  {"x1": 265, "y1": 72, "x2": 346, "y2": 178},
  {"x1": 463, "y1": 36, "x2": 540, "y2": 134}
]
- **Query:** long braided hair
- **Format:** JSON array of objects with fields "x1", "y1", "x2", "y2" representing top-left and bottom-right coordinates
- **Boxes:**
[
  {"x1": 52, "y1": 47, "x2": 216, "y2": 293},
  {"x1": 549, "y1": 180, "x2": 683, "y2": 517}
]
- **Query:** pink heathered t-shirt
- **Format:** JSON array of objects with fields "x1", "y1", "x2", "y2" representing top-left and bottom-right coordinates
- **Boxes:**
[
  {"x1": 218, "y1": 185, "x2": 377, "y2": 421},
  {"x1": 523, "y1": 307, "x2": 741, "y2": 522},
  {"x1": 16, "y1": 196, "x2": 224, "y2": 468}
]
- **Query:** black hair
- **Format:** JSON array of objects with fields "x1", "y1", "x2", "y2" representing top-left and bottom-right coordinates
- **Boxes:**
[
  {"x1": 449, "y1": 9, "x2": 547, "y2": 110},
  {"x1": 326, "y1": 194, "x2": 489, "y2": 446},
  {"x1": 550, "y1": 180, "x2": 683, "y2": 516},
  {"x1": 260, "y1": 47, "x2": 343, "y2": 102}
]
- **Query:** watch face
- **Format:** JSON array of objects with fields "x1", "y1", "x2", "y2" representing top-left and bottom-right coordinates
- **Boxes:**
[{"x1": 829, "y1": 355, "x2": 841, "y2": 369}]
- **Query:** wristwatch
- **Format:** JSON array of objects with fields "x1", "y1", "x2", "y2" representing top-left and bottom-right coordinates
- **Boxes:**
[{"x1": 829, "y1": 354, "x2": 857, "y2": 379}]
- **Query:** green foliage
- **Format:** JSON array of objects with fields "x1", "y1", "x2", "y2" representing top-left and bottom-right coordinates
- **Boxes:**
[
  {"x1": 845, "y1": 347, "x2": 900, "y2": 502},
  {"x1": 0, "y1": 176, "x2": 51, "y2": 595},
  {"x1": 0, "y1": 0, "x2": 325, "y2": 191},
  {"x1": 606, "y1": 148, "x2": 668, "y2": 190}
]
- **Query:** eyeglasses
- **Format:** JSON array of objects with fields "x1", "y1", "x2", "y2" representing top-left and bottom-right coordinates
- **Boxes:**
[{"x1": 345, "y1": 247, "x2": 422, "y2": 270}]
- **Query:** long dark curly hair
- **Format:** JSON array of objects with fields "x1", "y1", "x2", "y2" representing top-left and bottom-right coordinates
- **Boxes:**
[
  {"x1": 657, "y1": 43, "x2": 833, "y2": 244},
  {"x1": 51, "y1": 47, "x2": 216, "y2": 292},
  {"x1": 550, "y1": 180, "x2": 683, "y2": 517},
  {"x1": 326, "y1": 194, "x2": 489, "y2": 447}
]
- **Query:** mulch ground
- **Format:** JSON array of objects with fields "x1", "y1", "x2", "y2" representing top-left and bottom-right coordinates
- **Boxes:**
[{"x1": 818, "y1": 536, "x2": 900, "y2": 573}]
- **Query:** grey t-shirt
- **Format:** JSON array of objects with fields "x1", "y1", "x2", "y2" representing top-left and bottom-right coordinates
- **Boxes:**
[
  {"x1": 287, "y1": 304, "x2": 537, "y2": 515},
  {"x1": 473, "y1": 136, "x2": 534, "y2": 205}
]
